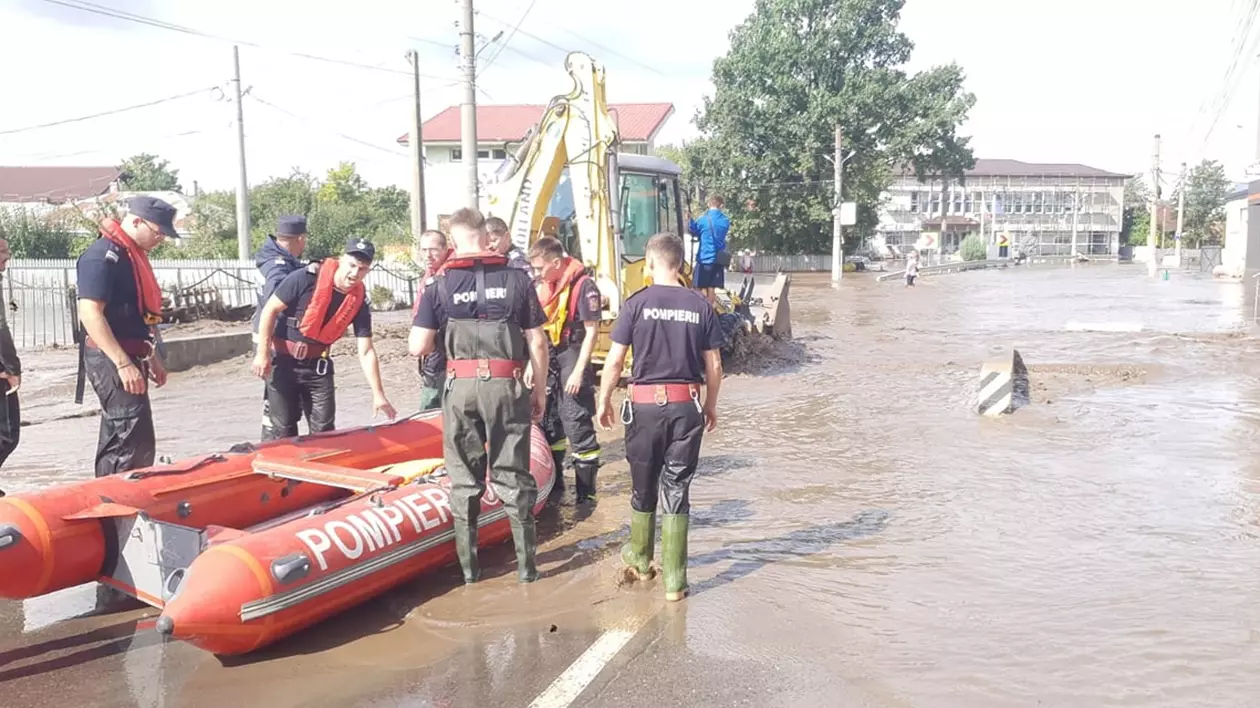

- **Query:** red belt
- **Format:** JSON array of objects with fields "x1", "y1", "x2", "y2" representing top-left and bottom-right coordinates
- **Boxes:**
[
  {"x1": 446, "y1": 358, "x2": 522, "y2": 380},
  {"x1": 628, "y1": 383, "x2": 701, "y2": 405},
  {"x1": 85, "y1": 337, "x2": 153, "y2": 359},
  {"x1": 272, "y1": 339, "x2": 329, "y2": 360}
]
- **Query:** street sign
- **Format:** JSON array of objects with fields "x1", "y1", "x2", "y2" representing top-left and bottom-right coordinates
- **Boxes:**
[
  {"x1": 915, "y1": 232, "x2": 938, "y2": 251},
  {"x1": 997, "y1": 233, "x2": 1009, "y2": 247},
  {"x1": 839, "y1": 201, "x2": 857, "y2": 226}
]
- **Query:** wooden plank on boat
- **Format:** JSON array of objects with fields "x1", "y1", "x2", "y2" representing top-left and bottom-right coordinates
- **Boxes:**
[{"x1": 252, "y1": 457, "x2": 405, "y2": 493}]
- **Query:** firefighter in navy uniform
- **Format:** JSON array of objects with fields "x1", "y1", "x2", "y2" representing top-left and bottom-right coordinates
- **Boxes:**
[
  {"x1": 597, "y1": 232, "x2": 723, "y2": 602},
  {"x1": 252, "y1": 239, "x2": 396, "y2": 439},
  {"x1": 75, "y1": 196, "x2": 178, "y2": 477},
  {"x1": 528, "y1": 236, "x2": 603, "y2": 503},
  {"x1": 252, "y1": 215, "x2": 308, "y2": 438},
  {"x1": 409, "y1": 208, "x2": 550, "y2": 584}
]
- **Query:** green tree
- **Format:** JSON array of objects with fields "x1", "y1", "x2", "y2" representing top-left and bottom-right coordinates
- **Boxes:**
[
  {"x1": 684, "y1": 0, "x2": 975, "y2": 253},
  {"x1": 317, "y1": 162, "x2": 369, "y2": 204},
  {"x1": 1120, "y1": 173, "x2": 1151, "y2": 246},
  {"x1": 118, "y1": 153, "x2": 183, "y2": 192},
  {"x1": 1176, "y1": 159, "x2": 1231, "y2": 247}
]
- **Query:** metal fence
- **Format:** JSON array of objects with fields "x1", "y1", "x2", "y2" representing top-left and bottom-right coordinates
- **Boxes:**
[
  {"x1": 1177, "y1": 247, "x2": 1223, "y2": 274},
  {"x1": 3, "y1": 258, "x2": 425, "y2": 350},
  {"x1": 2, "y1": 254, "x2": 837, "y2": 349}
]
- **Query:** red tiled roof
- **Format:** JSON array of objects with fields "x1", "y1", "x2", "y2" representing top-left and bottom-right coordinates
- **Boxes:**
[
  {"x1": 398, "y1": 103, "x2": 674, "y2": 145},
  {"x1": 0, "y1": 166, "x2": 121, "y2": 203}
]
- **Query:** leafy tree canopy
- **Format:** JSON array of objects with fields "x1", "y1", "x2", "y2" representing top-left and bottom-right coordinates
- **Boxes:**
[{"x1": 118, "y1": 153, "x2": 182, "y2": 193}]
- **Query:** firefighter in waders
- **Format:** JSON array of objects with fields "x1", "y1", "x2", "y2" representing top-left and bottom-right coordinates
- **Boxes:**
[
  {"x1": 75, "y1": 196, "x2": 177, "y2": 477},
  {"x1": 412, "y1": 229, "x2": 452, "y2": 410},
  {"x1": 528, "y1": 236, "x2": 603, "y2": 504},
  {"x1": 252, "y1": 215, "x2": 308, "y2": 438},
  {"x1": 252, "y1": 239, "x2": 396, "y2": 439},
  {"x1": 597, "y1": 232, "x2": 723, "y2": 602},
  {"x1": 409, "y1": 208, "x2": 550, "y2": 584}
]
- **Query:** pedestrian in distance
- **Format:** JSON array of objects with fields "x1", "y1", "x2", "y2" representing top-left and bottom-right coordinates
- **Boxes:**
[
  {"x1": 686, "y1": 194, "x2": 732, "y2": 306},
  {"x1": 75, "y1": 196, "x2": 177, "y2": 477},
  {"x1": 252, "y1": 215, "x2": 308, "y2": 439},
  {"x1": 905, "y1": 249, "x2": 920, "y2": 287},
  {"x1": 486, "y1": 216, "x2": 531, "y2": 272},
  {"x1": 252, "y1": 238, "x2": 396, "y2": 440},
  {"x1": 597, "y1": 232, "x2": 723, "y2": 602},
  {"x1": 529, "y1": 236, "x2": 603, "y2": 504},
  {"x1": 409, "y1": 207, "x2": 550, "y2": 584},
  {"x1": 412, "y1": 229, "x2": 452, "y2": 411},
  {"x1": 0, "y1": 239, "x2": 22, "y2": 474}
]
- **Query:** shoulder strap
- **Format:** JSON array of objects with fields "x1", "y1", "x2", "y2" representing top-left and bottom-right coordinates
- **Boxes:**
[{"x1": 474, "y1": 262, "x2": 486, "y2": 319}]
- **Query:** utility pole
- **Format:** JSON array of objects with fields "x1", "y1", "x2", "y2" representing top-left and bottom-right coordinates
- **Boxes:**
[
  {"x1": 233, "y1": 46, "x2": 251, "y2": 261},
  {"x1": 459, "y1": 0, "x2": 479, "y2": 209},
  {"x1": 832, "y1": 125, "x2": 843, "y2": 285},
  {"x1": 1070, "y1": 180, "x2": 1080, "y2": 257},
  {"x1": 1175, "y1": 161, "x2": 1186, "y2": 263},
  {"x1": 1148, "y1": 134, "x2": 1161, "y2": 275},
  {"x1": 407, "y1": 49, "x2": 428, "y2": 235}
]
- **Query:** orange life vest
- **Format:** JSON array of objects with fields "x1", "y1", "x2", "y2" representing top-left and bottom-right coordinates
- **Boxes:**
[
  {"x1": 439, "y1": 251, "x2": 508, "y2": 272},
  {"x1": 98, "y1": 218, "x2": 163, "y2": 325},
  {"x1": 536, "y1": 257, "x2": 592, "y2": 347},
  {"x1": 296, "y1": 258, "x2": 366, "y2": 345}
]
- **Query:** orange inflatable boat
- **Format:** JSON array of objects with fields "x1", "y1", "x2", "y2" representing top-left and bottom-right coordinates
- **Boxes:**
[
  {"x1": 0, "y1": 413, "x2": 554, "y2": 656},
  {"x1": 157, "y1": 421, "x2": 554, "y2": 655}
]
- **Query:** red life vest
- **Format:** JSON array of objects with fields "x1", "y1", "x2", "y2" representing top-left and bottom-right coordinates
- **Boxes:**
[
  {"x1": 98, "y1": 218, "x2": 164, "y2": 325},
  {"x1": 536, "y1": 257, "x2": 592, "y2": 346},
  {"x1": 296, "y1": 258, "x2": 366, "y2": 345},
  {"x1": 411, "y1": 249, "x2": 454, "y2": 317}
]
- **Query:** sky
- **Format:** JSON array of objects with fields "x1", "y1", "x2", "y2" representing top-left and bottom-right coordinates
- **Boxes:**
[{"x1": 1, "y1": 0, "x2": 1257, "y2": 197}]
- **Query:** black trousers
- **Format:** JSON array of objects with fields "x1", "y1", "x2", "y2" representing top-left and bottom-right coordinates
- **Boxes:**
[
  {"x1": 624, "y1": 400, "x2": 705, "y2": 514},
  {"x1": 0, "y1": 379, "x2": 20, "y2": 469},
  {"x1": 262, "y1": 355, "x2": 336, "y2": 441},
  {"x1": 85, "y1": 348, "x2": 155, "y2": 478},
  {"x1": 542, "y1": 347, "x2": 600, "y2": 460}
]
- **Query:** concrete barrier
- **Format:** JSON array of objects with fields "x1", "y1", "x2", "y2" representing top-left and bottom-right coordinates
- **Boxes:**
[
  {"x1": 978, "y1": 349, "x2": 1030, "y2": 417},
  {"x1": 161, "y1": 332, "x2": 253, "y2": 373}
]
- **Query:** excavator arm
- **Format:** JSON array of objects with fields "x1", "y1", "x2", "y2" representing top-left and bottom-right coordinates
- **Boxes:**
[{"x1": 483, "y1": 52, "x2": 624, "y2": 317}]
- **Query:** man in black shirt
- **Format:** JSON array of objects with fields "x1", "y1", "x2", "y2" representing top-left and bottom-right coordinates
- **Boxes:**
[
  {"x1": 252, "y1": 215, "x2": 308, "y2": 439},
  {"x1": 252, "y1": 239, "x2": 396, "y2": 440},
  {"x1": 76, "y1": 196, "x2": 178, "y2": 477},
  {"x1": 597, "y1": 232, "x2": 723, "y2": 603},
  {"x1": 412, "y1": 229, "x2": 451, "y2": 410},
  {"x1": 529, "y1": 236, "x2": 603, "y2": 504},
  {"x1": 0, "y1": 240, "x2": 21, "y2": 473},
  {"x1": 410, "y1": 207, "x2": 550, "y2": 584}
]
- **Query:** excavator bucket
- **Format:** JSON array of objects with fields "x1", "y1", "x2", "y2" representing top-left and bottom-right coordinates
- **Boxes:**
[{"x1": 745, "y1": 273, "x2": 792, "y2": 340}]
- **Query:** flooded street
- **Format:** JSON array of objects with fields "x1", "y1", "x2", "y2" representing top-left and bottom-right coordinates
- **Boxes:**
[{"x1": 4, "y1": 264, "x2": 1260, "y2": 707}]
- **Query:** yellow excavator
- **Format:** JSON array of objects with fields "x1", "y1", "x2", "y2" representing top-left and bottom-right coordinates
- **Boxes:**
[{"x1": 480, "y1": 51, "x2": 791, "y2": 367}]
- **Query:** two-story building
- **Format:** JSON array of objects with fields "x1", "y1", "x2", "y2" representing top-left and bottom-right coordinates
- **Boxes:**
[{"x1": 876, "y1": 159, "x2": 1129, "y2": 258}]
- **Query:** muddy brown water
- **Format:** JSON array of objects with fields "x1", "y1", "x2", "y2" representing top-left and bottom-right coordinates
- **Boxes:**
[{"x1": 4, "y1": 265, "x2": 1260, "y2": 707}]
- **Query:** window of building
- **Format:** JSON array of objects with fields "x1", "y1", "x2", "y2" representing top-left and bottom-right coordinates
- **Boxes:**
[
  {"x1": 909, "y1": 191, "x2": 921, "y2": 213},
  {"x1": 952, "y1": 190, "x2": 963, "y2": 214},
  {"x1": 930, "y1": 193, "x2": 941, "y2": 216},
  {"x1": 450, "y1": 147, "x2": 507, "y2": 162}
]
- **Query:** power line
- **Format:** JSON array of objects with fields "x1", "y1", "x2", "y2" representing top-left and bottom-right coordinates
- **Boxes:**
[
  {"x1": 478, "y1": 10, "x2": 665, "y2": 76},
  {"x1": 40, "y1": 0, "x2": 456, "y2": 81},
  {"x1": 248, "y1": 94, "x2": 410, "y2": 159},
  {"x1": 0, "y1": 86, "x2": 218, "y2": 136},
  {"x1": 1189, "y1": 0, "x2": 1260, "y2": 158},
  {"x1": 479, "y1": 0, "x2": 542, "y2": 74}
]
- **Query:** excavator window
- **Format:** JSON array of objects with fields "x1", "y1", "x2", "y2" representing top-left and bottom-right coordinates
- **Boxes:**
[{"x1": 620, "y1": 172, "x2": 660, "y2": 259}]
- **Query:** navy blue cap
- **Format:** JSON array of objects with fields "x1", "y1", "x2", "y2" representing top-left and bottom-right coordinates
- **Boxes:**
[
  {"x1": 345, "y1": 238, "x2": 375, "y2": 262},
  {"x1": 276, "y1": 215, "x2": 307, "y2": 237},
  {"x1": 127, "y1": 196, "x2": 180, "y2": 239}
]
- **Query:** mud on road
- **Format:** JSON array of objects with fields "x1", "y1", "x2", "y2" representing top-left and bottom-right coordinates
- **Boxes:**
[{"x1": 5, "y1": 266, "x2": 1260, "y2": 708}]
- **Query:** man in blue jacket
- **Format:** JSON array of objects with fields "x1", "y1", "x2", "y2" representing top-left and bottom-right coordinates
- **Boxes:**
[
  {"x1": 687, "y1": 195, "x2": 730, "y2": 305},
  {"x1": 252, "y1": 215, "x2": 307, "y2": 439}
]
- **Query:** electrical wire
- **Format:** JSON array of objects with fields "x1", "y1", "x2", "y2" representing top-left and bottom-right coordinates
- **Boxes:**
[
  {"x1": 479, "y1": 0, "x2": 542, "y2": 74},
  {"x1": 478, "y1": 10, "x2": 665, "y2": 76},
  {"x1": 39, "y1": 0, "x2": 456, "y2": 81},
  {"x1": 1189, "y1": 0, "x2": 1260, "y2": 158},
  {"x1": 248, "y1": 94, "x2": 410, "y2": 159},
  {"x1": 0, "y1": 86, "x2": 217, "y2": 136}
]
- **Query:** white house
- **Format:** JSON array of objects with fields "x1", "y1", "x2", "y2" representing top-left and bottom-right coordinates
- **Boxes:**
[{"x1": 1217, "y1": 185, "x2": 1249, "y2": 278}]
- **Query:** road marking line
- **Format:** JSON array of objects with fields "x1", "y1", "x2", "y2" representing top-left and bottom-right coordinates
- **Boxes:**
[{"x1": 528, "y1": 615, "x2": 651, "y2": 708}]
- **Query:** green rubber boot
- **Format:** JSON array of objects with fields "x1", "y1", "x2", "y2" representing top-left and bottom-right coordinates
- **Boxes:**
[
  {"x1": 620, "y1": 510, "x2": 656, "y2": 579},
  {"x1": 453, "y1": 520, "x2": 480, "y2": 584},
  {"x1": 660, "y1": 513, "x2": 690, "y2": 602}
]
